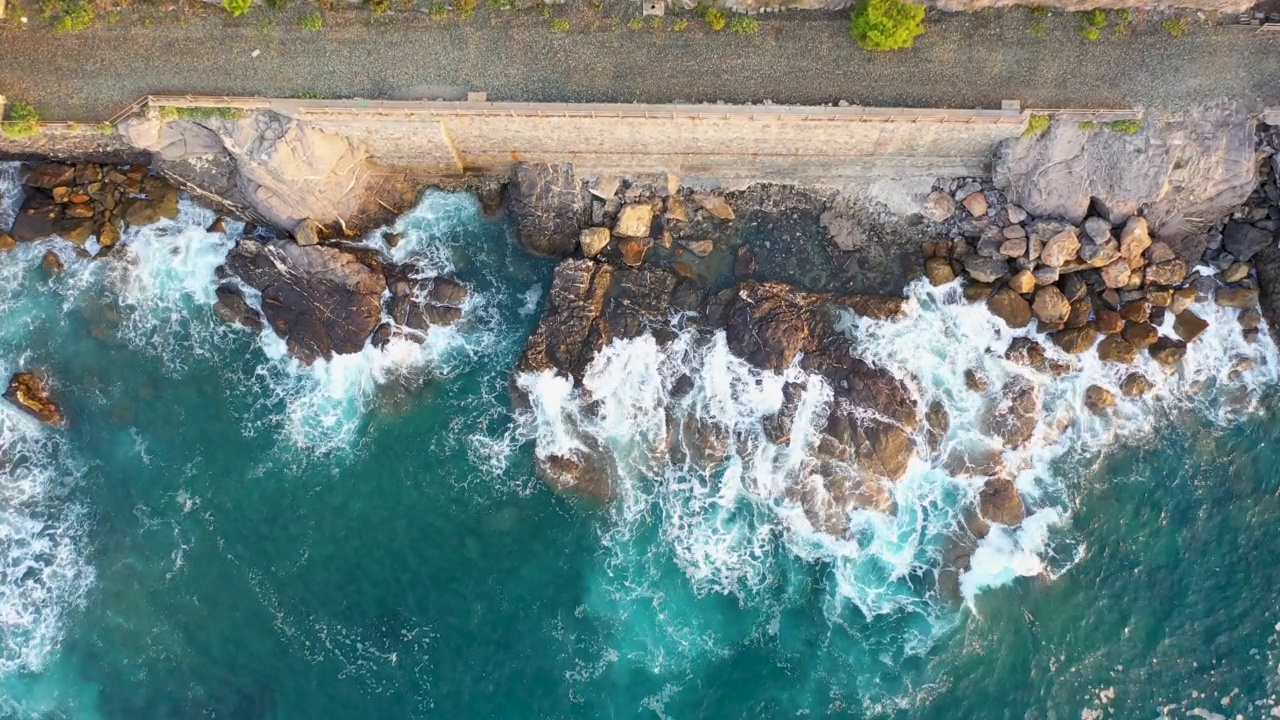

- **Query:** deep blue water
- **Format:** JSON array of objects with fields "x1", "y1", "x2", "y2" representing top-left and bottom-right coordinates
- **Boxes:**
[{"x1": 2, "y1": 172, "x2": 1280, "y2": 719}]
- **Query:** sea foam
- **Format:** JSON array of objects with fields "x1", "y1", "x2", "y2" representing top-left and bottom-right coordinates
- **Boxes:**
[{"x1": 511, "y1": 274, "x2": 1280, "y2": 670}]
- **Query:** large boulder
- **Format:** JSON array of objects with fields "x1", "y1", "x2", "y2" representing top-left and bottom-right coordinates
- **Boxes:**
[
  {"x1": 986, "y1": 376, "x2": 1040, "y2": 449},
  {"x1": 4, "y1": 372, "x2": 65, "y2": 425},
  {"x1": 223, "y1": 239, "x2": 387, "y2": 364},
  {"x1": 995, "y1": 103, "x2": 1258, "y2": 246},
  {"x1": 1256, "y1": 242, "x2": 1280, "y2": 333},
  {"x1": 119, "y1": 110, "x2": 378, "y2": 233},
  {"x1": 507, "y1": 163, "x2": 588, "y2": 257}
]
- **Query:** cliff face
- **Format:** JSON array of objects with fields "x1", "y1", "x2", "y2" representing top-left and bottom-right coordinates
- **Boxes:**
[
  {"x1": 118, "y1": 110, "x2": 377, "y2": 235},
  {"x1": 994, "y1": 104, "x2": 1259, "y2": 255}
]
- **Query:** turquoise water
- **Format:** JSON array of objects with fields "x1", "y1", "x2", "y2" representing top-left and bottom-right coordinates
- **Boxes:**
[{"x1": 2, "y1": 169, "x2": 1280, "y2": 719}]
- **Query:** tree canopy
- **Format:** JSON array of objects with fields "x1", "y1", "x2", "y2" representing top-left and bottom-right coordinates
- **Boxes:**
[{"x1": 850, "y1": 0, "x2": 926, "y2": 51}]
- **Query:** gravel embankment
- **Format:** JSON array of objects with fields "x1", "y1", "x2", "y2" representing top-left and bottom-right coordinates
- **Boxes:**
[{"x1": 1, "y1": 9, "x2": 1278, "y2": 121}]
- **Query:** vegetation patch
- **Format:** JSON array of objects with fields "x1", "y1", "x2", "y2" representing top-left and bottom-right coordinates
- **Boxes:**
[
  {"x1": 672, "y1": 18, "x2": 689, "y2": 31},
  {"x1": 158, "y1": 106, "x2": 247, "y2": 121},
  {"x1": 1162, "y1": 17, "x2": 1187, "y2": 37},
  {"x1": 703, "y1": 7, "x2": 727, "y2": 31},
  {"x1": 2, "y1": 101, "x2": 41, "y2": 139},
  {"x1": 1078, "y1": 9, "x2": 1106, "y2": 40},
  {"x1": 1078, "y1": 120, "x2": 1096, "y2": 131},
  {"x1": 42, "y1": 0, "x2": 95, "y2": 31},
  {"x1": 1021, "y1": 113, "x2": 1051, "y2": 137},
  {"x1": 429, "y1": 2, "x2": 450, "y2": 18},
  {"x1": 458, "y1": 0, "x2": 477, "y2": 19},
  {"x1": 729, "y1": 14, "x2": 759, "y2": 33},
  {"x1": 628, "y1": 14, "x2": 646, "y2": 29},
  {"x1": 300, "y1": 9, "x2": 324, "y2": 29},
  {"x1": 849, "y1": 0, "x2": 926, "y2": 51},
  {"x1": 1029, "y1": 20, "x2": 1045, "y2": 36},
  {"x1": 222, "y1": 0, "x2": 252, "y2": 17},
  {"x1": 1104, "y1": 118, "x2": 1142, "y2": 135},
  {"x1": 550, "y1": 17, "x2": 569, "y2": 31},
  {"x1": 367, "y1": 0, "x2": 391, "y2": 15}
]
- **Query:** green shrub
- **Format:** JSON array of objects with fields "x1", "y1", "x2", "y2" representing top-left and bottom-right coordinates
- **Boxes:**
[
  {"x1": 539, "y1": 3, "x2": 550, "y2": 16},
  {"x1": 1081, "y1": 9, "x2": 1106, "y2": 27},
  {"x1": 729, "y1": 14, "x2": 758, "y2": 33},
  {"x1": 52, "y1": 0, "x2": 94, "y2": 31},
  {"x1": 157, "y1": 106, "x2": 246, "y2": 121},
  {"x1": 1162, "y1": 17, "x2": 1186, "y2": 37},
  {"x1": 649, "y1": 16, "x2": 663, "y2": 29},
  {"x1": 550, "y1": 17, "x2": 569, "y2": 31},
  {"x1": 672, "y1": 18, "x2": 688, "y2": 30},
  {"x1": 367, "y1": 0, "x2": 390, "y2": 14},
  {"x1": 295, "y1": 91, "x2": 324, "y2": 99},
  {"x1": 223, "y1": 0, "x2": 252, "y2": 17},
  {"x1": 1022, "y1": 113, "x2": 1051, "y2": 137},
  {"x1": 429, "y1": 2, "x2": 449, "y2": 18},
  {"x1": 628, "y1": 14, "x2": 645, "y2": 29},
  {"x1": 2, "y1": 101, "x2": 40, "y2": 139},
  {"x1": 1104, "y1": 119, "x2": 1142, "y2": 135},
  {"x1": 1078, "y1": 120, "x2": 1096, "y2": 130},
  {"x1": 458, "y1": 0, "x2": 477, "y2": 18},
  {"x1": 1029, "y1": 5, "x2": 1049, "y2": 17},
  {"x1": 96, "y1": 122, "x2": 116, "y2": 135},
  {"x1": 1029, "y1": 20, "x2": 1045, "y2": 36},
  {"x1": 265, "y1": 0, "x2": 290, "y2": 9},
  {"x1": 703, "y1": 7, "x2": 726, "y2": 30},
  {"x1": 1079, "y1": 24, "x2": 1100, "y2": 40},
  {"x1": 849, "y1": 0, "x2": 926, "y2": 51},
  {"x1": 300, "y1": 9, "x2": 323, "y2": 29}
]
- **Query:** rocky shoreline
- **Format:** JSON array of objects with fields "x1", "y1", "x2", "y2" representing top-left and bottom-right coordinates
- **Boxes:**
[{"x1": 2, "y1": 116, "x2": 1279, "y2": 555}]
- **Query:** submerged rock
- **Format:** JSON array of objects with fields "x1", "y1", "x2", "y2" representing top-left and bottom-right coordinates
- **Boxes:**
[{"x1": 4, "y1": 372, "x2": 65, "y2": 425}]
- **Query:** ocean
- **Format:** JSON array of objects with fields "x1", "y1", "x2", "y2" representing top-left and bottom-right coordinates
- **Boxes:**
[{"x1": 2, "y1": 163, "x2": 1280, "y2": 719}]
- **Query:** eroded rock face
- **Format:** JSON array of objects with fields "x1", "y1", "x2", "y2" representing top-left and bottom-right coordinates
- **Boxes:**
[
  {"x1": 4, "y1": 372, "x2": 65, "y2": 425},
  {"x1": 507, "y1": 163, "x2": 588, "y2": 258},
  {"x1": 223, "y1": 239, "x2": 387, "y2": 363},
  {"x1": 995, "y1": 104, "x2": 1258, "y2": 246},
  {"x1": 119, "y1": 110, "x2": 376, "y2": 233},
  {"x1": 515, "y1": 258, "x2": 920, "y2": 524}
]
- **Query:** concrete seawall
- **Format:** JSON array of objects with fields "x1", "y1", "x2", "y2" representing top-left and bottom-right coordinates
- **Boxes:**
[{"x1": 142, "y1": 97, "x2": 1095, "y2": 186}]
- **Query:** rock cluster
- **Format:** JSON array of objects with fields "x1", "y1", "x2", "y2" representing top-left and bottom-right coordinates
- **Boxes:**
[
  {"x1": 218, "y1": 237, "x2": 469, "y2": 365},
  {"x1": 4, "y1": 162, "x2": 180, "y2": 250},
  {"x1": 514, "y1": 170, "x2": 917, "y2": 536},
  {"x1": 920, "y1": 173, "x2": 1270, "y2": 370},
  {"x1": 3, "y1": 371, "x2": 65, "y2": 426},
  {"x1": 1242, "y1": 126, "x2": 1280, "y2": 335}
]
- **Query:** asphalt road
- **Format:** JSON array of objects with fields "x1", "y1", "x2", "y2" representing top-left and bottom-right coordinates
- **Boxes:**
[{"x1": 1, "y1": 7, "x2": 1278, "y2": 121}]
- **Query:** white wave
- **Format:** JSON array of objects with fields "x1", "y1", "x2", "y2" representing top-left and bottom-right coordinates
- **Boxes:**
[
  {"x1": 0, "y1": 395, "x2": 95, "y2": 679},
  {"x1": 512, "y1": 275, "x2": 1280, "y2": 656},
  {"x1": 0, "y1": 162, "x2": 23, "y2": 230},
  {"x1": 842, "y1": 278, "x2": 1279, "y2": 609},
  {"x1": 100, "y1": 191, "x2": 498, "y2": 454}
]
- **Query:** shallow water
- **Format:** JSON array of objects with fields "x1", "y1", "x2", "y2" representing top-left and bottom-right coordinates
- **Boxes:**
[{"x1": 2, "y1": 165, "x2": 1279, "y2": 719}]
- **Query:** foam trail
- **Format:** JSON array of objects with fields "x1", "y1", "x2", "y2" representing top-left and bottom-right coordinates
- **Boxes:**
[
  {"x1": 101, "y1": 191, "x2": 499, "y2": 454},
  {"x1": 514, "y1": 275, "x2": 1280, "y2": 661}
]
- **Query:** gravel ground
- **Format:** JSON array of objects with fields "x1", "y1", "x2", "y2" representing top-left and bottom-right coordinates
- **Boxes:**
[{"x1": 1, "y1": 6, "x2": 1278, "y2": 121}]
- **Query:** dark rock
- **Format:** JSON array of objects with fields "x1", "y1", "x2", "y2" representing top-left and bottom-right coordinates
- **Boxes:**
[
  {"x1": 986, "y1": 376, "x2": 1040, "y2": 449},
  {"x1": 1144, "y1": 260, "x2": 1187, "y2": 286},
  {"x1": 208, "y1": 217, "x2": 229, "y2": 234},
  {"x1": 987, "y1": 287, "x2": 1032, "y2": 328},
  {"x1": 1005, "y1": 337, "x2": 1071, "y2": 375},
  {"x1": 1216, "y1": 286, "x2": 1259, "y2": 308},
  {"x1": 1095, "y1": 308, "x2": 1124, "y2": 335},
  {"x1": 25, "y1": 163, "x2": 77, "y2": 189},
  {"x1": 1121, "y1": 322, "x2": 1159, "y2": 349},
  {"x1": 10, "y1": 191, "x2": 61, "y2": 242},
  {"x1": 1256, "y1": 242, "x2": 1280, "y2": 332},
  {"x1": 1066, "y1": 296, "x2": 1092, "y2": 328},
  {"x1": 964, "y1": 367, "x2": 989, "y2": 392},
  {"x1": 978, "y1": 475, "x2": 1024, "y2": 527},
  {"x1": 1223, "y1": 221, "x2": 1273, "y2": 262},
  {"x1": 223, "y1": 239, "x2": 388, "y2": 364},
  {"x1": 1119, "y1": 300, "x2": 1150, "y2": 324},
  {"x1": 1032, "y1": 285, "x2": 1071, "y2": 324},
  {"x1": 1052, "y1": 326, "x2": 1098, "y2": 354},
  {"x1": 964, "y1": 281, "x2": 995, "y2": 303},
  {"x1": 1120, "y1": 372, "x2": 1150, "y2": 397},
  {"x1": 963, "y1": 255, "x2": 1010, "y2": 283},
  {"x1": 1097, "y1": 335, "x2": 1138, "y2": 364},
  {"x1": 4, "y1": 372, "x2": 65, "y2": 425},
  {"x1": 925, "y1": 257, "x2": 956, "y2": 286},
  {"x1": 1084, "y1": 385, "x2": 1116, "y2": 413},
  {"x1": 1172, "y1": 310, "x2": 1209, "y2": 343},
  {"x1": 1059, "y1": 273, "x2": 1089, "y2": 303},
  {"x1": 508, "y1": 163, "x2": 587, "y2": 258},
  {"x1": 923, "y1": 400, "x2": 949, "y2": 455},
  {"x1": 41, "y1": 251, "x2": 65, "y2": 274},
  {"x1": 1148, "y1": 337, "x2": 1187, "y2": 366},
  {"x1": 212, "y1": 284, "x2": 263, "y2": 332}
]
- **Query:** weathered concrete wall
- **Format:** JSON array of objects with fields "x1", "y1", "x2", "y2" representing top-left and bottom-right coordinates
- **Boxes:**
[{"x1": 282, "y1": 101, "x2": 1029, "y2": 187}]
